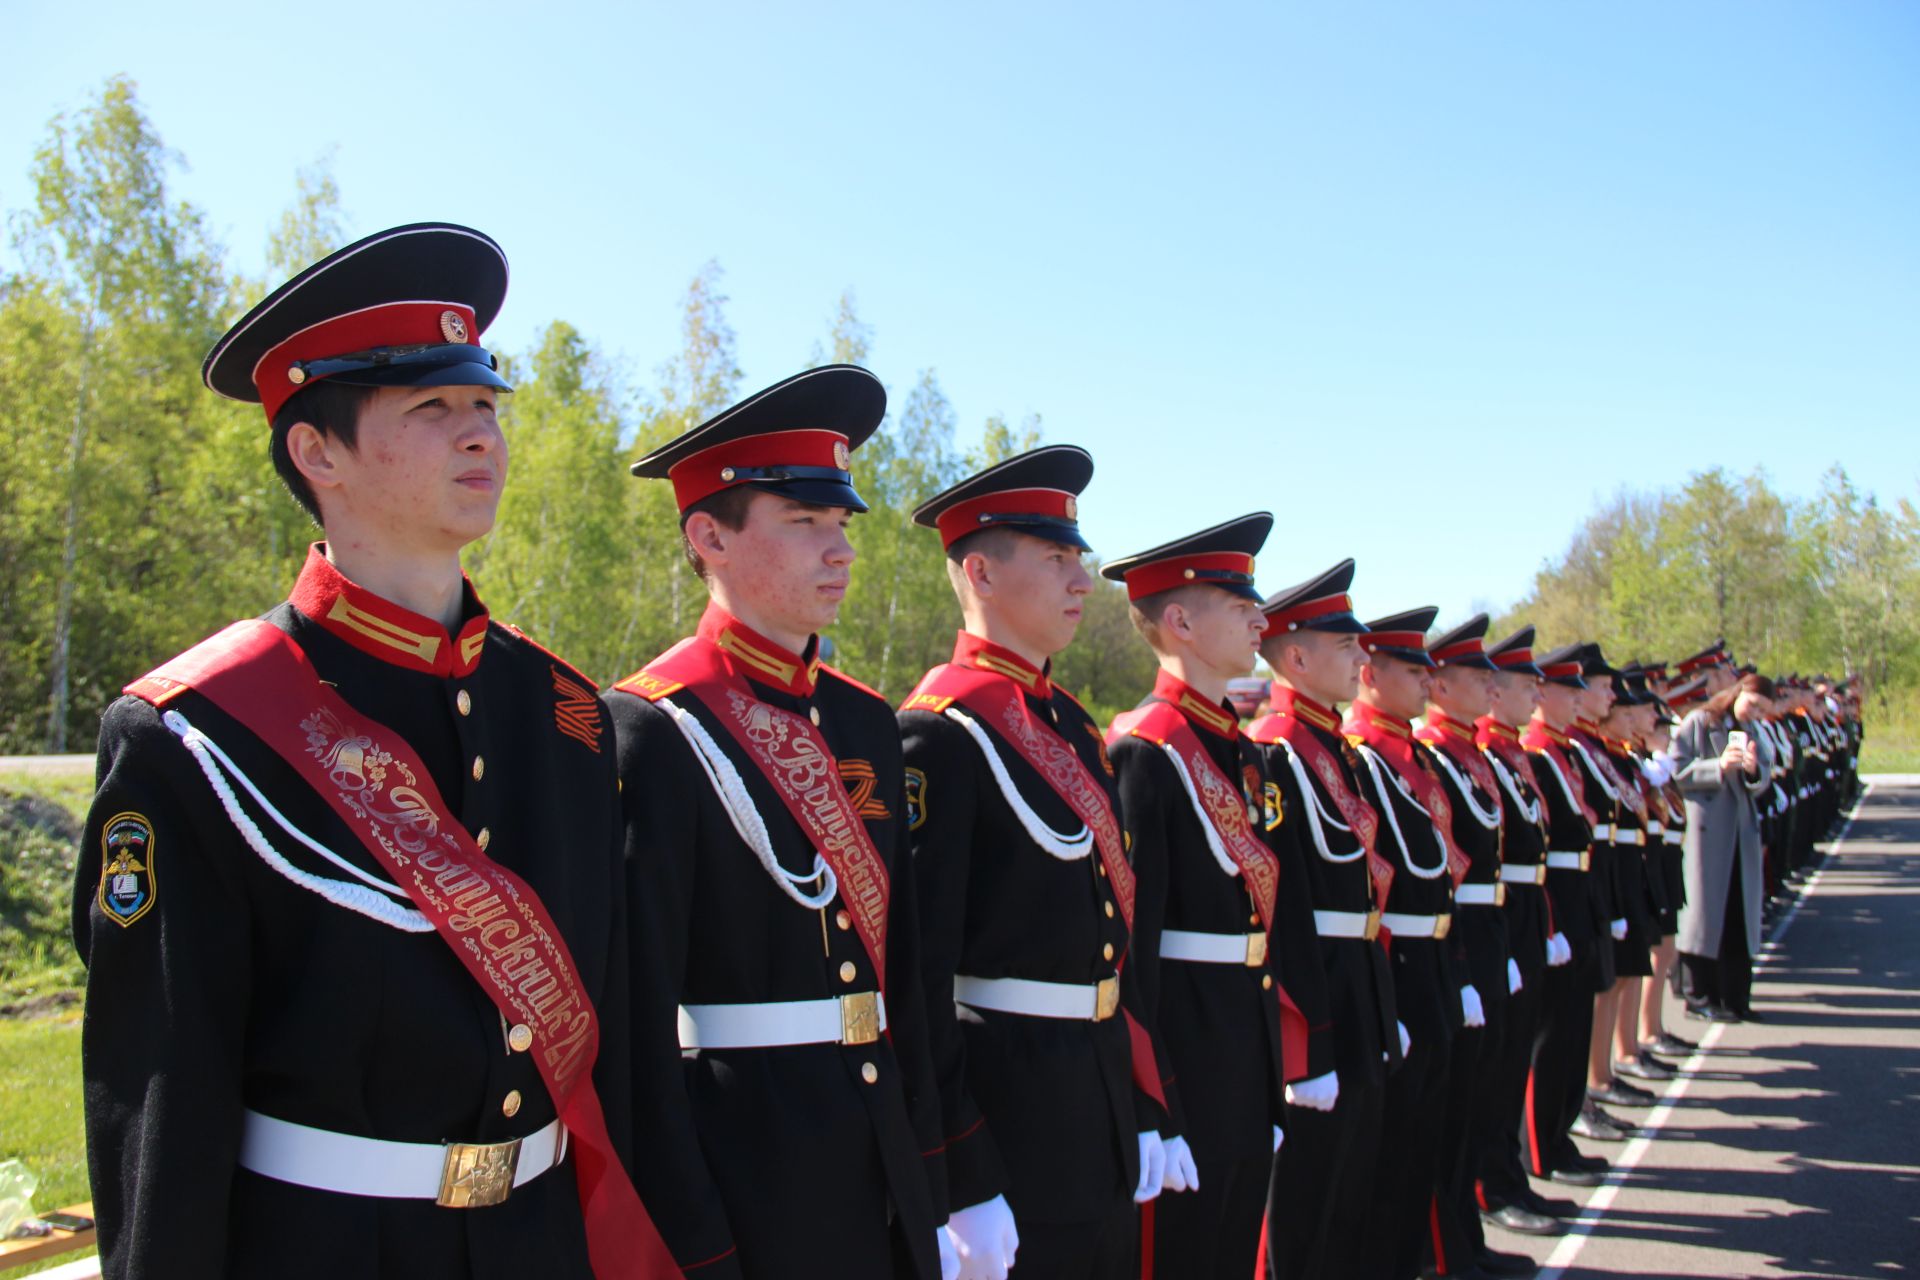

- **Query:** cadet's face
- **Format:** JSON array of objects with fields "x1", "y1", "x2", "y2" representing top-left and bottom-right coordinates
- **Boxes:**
[
  {"x1": 704, "y1": 493, "x2": 856, "y2": 642},
  {"x1": 983, "y1": 535, "x2": 1094, "y2": 658},
  {"x1": 314, "y1": 384, "x2": 506, "y2": 553},
  {"x1": 1580, "y1": 679, "x2": 1615, "y2": 721},
  {"x1": 1290, "y1": 630, "x2": 1369, "y2": 704},
  {"x1": 1535, "y1": 681, "x2": 1580, "y2": 725},
  {"x1": 1489, "y1": 670, "x2": 1539, "y2": 725},
  {"x1": 1175, "y1": 590, "x2": 1267, "y2": 680},
  {"x1": 1432, "y1": 665, "x2": 1494, "y2": 719},
  {"x1": 1367, "y1": 653, "x2": 1432, "y2": 720}
]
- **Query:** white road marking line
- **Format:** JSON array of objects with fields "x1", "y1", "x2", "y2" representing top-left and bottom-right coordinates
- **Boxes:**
[{"x1": 1534, "y1": 780, "x2": 1874, "y2": 1279}]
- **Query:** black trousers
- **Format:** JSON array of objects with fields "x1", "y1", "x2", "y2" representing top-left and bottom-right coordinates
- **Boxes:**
[
  {"x1": 1432, "y1": 1015, "x2": 1496, "y2": 1275},
  {"x1": 1680, "y1": 856, "x2": 1755, "y2": 1017},
  {"x1": 1150, "y1": 1146, "x2": 1271, "y2": 1280},
  {"x1": 1012, "y1": 1195, "x2": 1137, "y2": 1280},
  {"x1": 1479, "y1": 969, "x2": 1545, "y2": 1207},
  {"x1": 1365, "y1": 1020, "x2": 1451, "y2": 1279},
  {"x1": 1526, "y1": 948, "x2": 1598, "y2": 1176},
  {"x1": 1266, "y1": 1072, "x2": 1384, "y2": 1280}
]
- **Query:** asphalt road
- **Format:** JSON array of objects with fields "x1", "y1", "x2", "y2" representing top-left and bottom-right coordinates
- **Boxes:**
[{"x1": 1483, "y1": 776, "x2": 1920, "y2": 1280}]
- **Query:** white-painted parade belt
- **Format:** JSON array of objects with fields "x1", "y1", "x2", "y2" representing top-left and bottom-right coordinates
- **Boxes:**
[
  {"x1": 1545, "y1": 849, "x2": 1592, "y2": 871},
  {"x1": 1500, "y1": 862, "x2": 1548, "y2": 885},
  {"x1": 1454, "y1": 883, "x2": 1505, "y2": 907},
  {"x1": 1591, "y1": 823, "x2": 1613, "y2": 840},
  {"x1": 1313, "y1": 908, "x2": 1383, "y2": 940},
  {"x1": 238, "y1": 1109, "x2": 566, "y2": 1209},
  {"x1": 1159, "y1": 929, "x2": 1269, "y2": 966},
  {"x1": 954, "y1": 974, "x2": 1120, "y2": 1022},
  {"x1": 1663, "y1": 829, "x2": 1684, "y2": 845},
  {"x1": 1379, "y1": 912, "x2": 1453, "y2": 939},
  {"x1": 1614, "y1": 828, "x2": 1645, "y2": 847},
  {"x1": 679, "y1": 993, "x2": 886, "y2": 1049},
  {"x1": 1646, "y1": 821, "x2": 1664, "y2": 836}
]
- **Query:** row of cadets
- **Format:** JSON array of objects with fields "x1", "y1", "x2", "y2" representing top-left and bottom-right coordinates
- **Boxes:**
[
  {"x1": 1247, "y1": 561, "x2": 1401, "y2": 1280},
  {"x1": 1344, "y1": 606, "x2": 1471, "y2": 1280},
  {"x1": 74, "y1": 225, "x2": 681, "y2": 1277},
  {"x1": 1416, "y1": 617, "x2": 1561, "y2": 1271},
  {"x1": 1471, "y1": 629, "x2": 1579, "y2": 1237},
  {"x1": 607, "y1": 367, "x2": 952, "y2": 1280},
  {"x1": 1626, "y1": 669, "x2": 1694, "y2": 1063},
  {"x1": 1519, "y1": 644, "x2": 1614, "y2": 1192},
  {"x1": 901, "y1": 447, "x2": 1174, "y2": 1279},
  {"x1": 1102, "y1": 514, "x2": 1309, "y2": 1279}
]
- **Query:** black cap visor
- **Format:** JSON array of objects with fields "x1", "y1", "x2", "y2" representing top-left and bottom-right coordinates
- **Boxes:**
[
  {"x1": 981, "y1": 516, "x2": 1093, "y2": 553},
  {"x1": 316, "y1": 344, "x2": 512, "y2": 397}
]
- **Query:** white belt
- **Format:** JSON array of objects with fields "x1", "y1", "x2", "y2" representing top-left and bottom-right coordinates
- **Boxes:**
[
  {"x1": 679, "y1": 993, "x2": 886, "y2": 1049},
  {"x1": 954, "y1": 974, "x2": 1120, "y2": 1021},
  {"x1": 1592, "y1": 823, "x2": 1613, "y2": 840},
  {"x1": 1159, "y1": 929, "x2": 1269, "y2": 967},
  {"x1": 1614, "y1": 828, "x2": 1645, "y2": 847},
  {"x1": 1379, "y1": 911, "x2": 1452, "y2": 939},
  {"x1": 238, "y1": 1109, "x2": 566, "y2": 1209},
  {"x1": 1313, "y1": 908, "x2": 1382, "y2": 940},
  {"x1": 1546, "y1": 850, "x2": 1591, "y2": 871},
  {"x1": 1454, "y1": 883, "x2": 1505, "y2": 906},
  {"x1": 1500, "y1": 862, "x2": 1547, "y2": 885},
  {"x1": 1646, "y1": 821, "x2": 1664, "y2": 836},
  {"x1": 1662, "y1": 830, "x2": 1684, "y2": 845}
]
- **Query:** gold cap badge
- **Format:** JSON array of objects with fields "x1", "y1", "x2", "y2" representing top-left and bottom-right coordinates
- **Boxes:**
[{"x1": 440, "y1": 310, "x2": 469, "y2": 343}]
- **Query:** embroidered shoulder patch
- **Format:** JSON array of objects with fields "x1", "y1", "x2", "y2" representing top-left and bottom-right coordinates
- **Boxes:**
[
  {"x1": 99, "y1": 811, "x2": 157, "y2": 926},
  {"x1": 1263, "y1": 781, "x2": 1285, "y2": 831},
  {"x1": 552, "y1": 666, "x2": 604, "y2": 752},
  {"x1": 837, "y1": 758, "x2": 891, "y2": 820},
  {"x1": 904, "y1": 767, "x2": 928, "y2": 831}
]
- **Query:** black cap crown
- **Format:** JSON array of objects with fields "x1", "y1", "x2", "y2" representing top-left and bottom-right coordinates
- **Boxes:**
[
  {"x1": 914, "y1": 445, "x2": 1095, "y2": 551},
  {"x1": 1361, "y1": 607, "x2": 1440, "y2": 668},
  {"x1": 1261, "y1": 559, "x2": 1366, "y2": 634},
  {"x1": 1101, "y1": 513, "x2": 1271, "y2": 602}
]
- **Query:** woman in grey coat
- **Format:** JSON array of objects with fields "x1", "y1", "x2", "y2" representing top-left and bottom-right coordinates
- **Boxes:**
[{"x1": 1673, "y1": 673, "x2": 1778, "y2": 1021}]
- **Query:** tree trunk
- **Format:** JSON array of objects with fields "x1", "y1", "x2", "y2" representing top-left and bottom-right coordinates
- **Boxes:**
[{"x1": 45, "y1": 319, "x2": 95, "y2": 753}]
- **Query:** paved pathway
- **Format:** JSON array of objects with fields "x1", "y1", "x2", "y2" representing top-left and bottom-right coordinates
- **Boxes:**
[{"x1": 1483, "y1": 777, "x2": 1920, "y2": 1279}]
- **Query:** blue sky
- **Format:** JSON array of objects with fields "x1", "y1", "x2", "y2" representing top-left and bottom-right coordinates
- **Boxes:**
[{"x1": 6, "y1": 1, "x2": 1916, "y2": 623}]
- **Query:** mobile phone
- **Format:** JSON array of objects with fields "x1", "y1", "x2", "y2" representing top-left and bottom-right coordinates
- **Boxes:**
[
  {"x1": 39, "y1": 1212, "x2": 94, "y2": 1232},
  {"x1": 1726, "y1": 730, "x2": 1749, "y2": 752}
]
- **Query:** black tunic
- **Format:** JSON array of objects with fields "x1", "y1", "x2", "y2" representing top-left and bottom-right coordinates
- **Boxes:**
[
  {"x1": 73, "y1": 547, "x2": 625, "y2": 1280},
  {"x1": 605, "y1": 606, "x2": 945, "y2": 1280}
]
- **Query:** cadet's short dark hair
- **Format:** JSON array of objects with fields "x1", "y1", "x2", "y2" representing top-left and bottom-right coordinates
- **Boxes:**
[
  {"x1": 681, "y1": 486, "x2": 759, "y2": 582},
  {"x1": 945, "y1": 525, "x2": 1027, "y2": 567},
  {"x1": 270, "y1": 382, "x2": 380, "y2": 526},
  {"x1": 1128, "y1": 584, "x2": 1210, "y2": 645}
]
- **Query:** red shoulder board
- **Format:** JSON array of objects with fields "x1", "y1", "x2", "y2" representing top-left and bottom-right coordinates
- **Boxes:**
[
  {"x1": 124, "y1": 627, "x2": 263, "y2": 708},
  {"x1": 1107, "y1": 700, "x2": 1179, "y2": 749}
]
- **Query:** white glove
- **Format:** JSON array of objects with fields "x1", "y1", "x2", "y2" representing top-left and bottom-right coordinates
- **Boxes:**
[
  {"x1": 1508, "y1": 958, "x2": 1524, "y2": 994},
  {"x1": 1611, "y1": 917, "x2": 1628, "y2": 941},
  {"x1": 939, "y1": 1224, "x2": 962, "y2": 1280},
  {"x1": 1397, "y1": 1020, "x2": 1412, "y2": 1057},
  {"x1": 1548, "y1": 932, "x2": 1572, "y2": 966},
  {"x1": 1135, "y1": 1131, "x2": 1166, "y2": 1203},
  {"x1": 1161, "y1": 1135, "x2": 1200, "y2": 1193},
  {"x1": 1460, "y1": 985, "x2": 1486, "y2": 1028},
  {"x1": 1284, "y1": 1069, "x2": 1340, "y2": 1112},
  {"x1": 946, "y1": 1195, "x2": 1019, "y2": 1280},
  {"x1": 1272, "y1": 1124, "x2": 1286, "y2": 1152}
]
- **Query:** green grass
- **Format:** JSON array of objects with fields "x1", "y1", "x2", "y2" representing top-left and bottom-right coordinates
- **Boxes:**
[
  {"x1": 0, "y1": 776, "x2": 87, "y2": 1013},
  {"x1": 0, "y1": 1010, "x2": 92, "y2": 1276}
]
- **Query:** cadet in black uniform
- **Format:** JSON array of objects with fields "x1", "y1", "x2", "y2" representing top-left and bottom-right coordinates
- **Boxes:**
[
  {"x1": 1520, "y1": 645, "x2": 1610, "y2": 1189},
  {"x1": 72, "y1": 224, "x2": 676, "y2": 1279},
  {"x1": 1103, "y1": 515, "x2": 1307, "y2": 1280},
  {"x1": 901, "y1": 447, "x2": 1171, "y2": 1280},
  {"x1": 1417, "y1": 616, "x2": 1550, "y2": 1275},
  {"x1": 1246, "y1": 561, "x2": 1399, "y2": 1280},
  {"x1": 1473, "y1": 628, "x2": 1574, "y2": 1234},
  {"x1": 1347, "y1": 608, "x2": 1466, "y2": 1280},
  {"x1": 606, "y1": 368, "x2": 950, "y2": 1280}
]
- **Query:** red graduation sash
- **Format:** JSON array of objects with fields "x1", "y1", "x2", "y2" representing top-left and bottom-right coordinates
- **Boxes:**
[
  {"x1": 614, "y1": 634, "x2": 891, "y2": 991},
  {"x1": 1247, "y1": 709, "x2": 1395, "y2": 910},
  {"x1": 1521, "y1": 724, "x2": 1597, "y2": 827},
  {"x1": 1350, "y1": 717, "x2": 1470, "y2": 889},
  {"x1": 1109, "y1": 698, "x2": 1308, "y2": 1081},
  {"x1": 904, "y1": 663, "x2": 1166, "y2": 1107},
  {"x1": 127, "y1": 621, "x2": 679, "y2": 1280}
]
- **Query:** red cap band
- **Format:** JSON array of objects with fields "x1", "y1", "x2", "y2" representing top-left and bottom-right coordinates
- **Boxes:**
[
  {"x1": 256, "y1": 300, "x2": 479, "y2": 420},
  {"x1": 1430, "y1": 637, "x2": 1486, "y2": 665},
  {"x1": 668, "y1": 428, "x2": 853, "y2": 511},
  {"x1": 934, "y1": 487, "x2": 1078, "y2": 549},
  {"x1": 1121, "y1": 552, "x2": 1255, "y2": 601},
  {"x1": 1490, "y1": 645, "x2": 1536, "y2": 670},
  {"x1": 1363, "y1": 630, "x2": 1427, "y2": 654},
  {"x1": 1262, "y1": 592, "x2": 1354, "y2": 635}
]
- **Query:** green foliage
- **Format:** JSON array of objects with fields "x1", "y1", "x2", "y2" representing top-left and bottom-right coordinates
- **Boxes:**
[
  {"x1": 0, "y1": 1013, "x2": 89, "y2": 1216},
  {"x1": 0, "y1": 785, "x2": 85, "y2": 1009}
]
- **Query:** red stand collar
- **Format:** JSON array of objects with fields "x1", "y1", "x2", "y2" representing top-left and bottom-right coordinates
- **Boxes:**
[
  {"x1": 952, "y1": 631, "x2": 1051, "y2": 699},
  {"x1": 1269, "y1": 683, "x2": 1340, "y2": 734},
  {"x1": 1526, "y1": 717, "x2": 1571, "y2": 748},
  {"x1": 1422, "y1": 706, "x2": 1477, "y2": 745},
  {"x1": 699, "y1": 603, "x2": 820, "y2": 697},
  {"x1": 1151, "y1": 668, "x2": 1238, "y2": 740},
  {"x1": 1347, "y1": 699, "x2": 1412, "y2": 742},
  {"x1": 289, "y1": 544, "x2": 489, "y2": 678},
  {"x1": 1476, "y1": 716, "x2": 1522, "y2": 748}
]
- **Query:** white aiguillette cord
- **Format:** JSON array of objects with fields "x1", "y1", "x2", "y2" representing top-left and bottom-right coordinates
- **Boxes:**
[
  {"x1": 657, "y1": 696, "x2": 838, "y2": 910},
  {"x1": 1273, "y1": 738, "x2": 1362, "y2": 864},
  {"x1": 1353, "y1": 743, "x2": 1448, "y2": 880},
  {"x1": 944, "y1": 707, "x2": 1094, "y2": 861},
  {"x1": 1427, "y1": 746, "x2": 1502, "y2": 829},
  {"x1": 163, "y1": 708, "x2": 432, "y2": 933}
]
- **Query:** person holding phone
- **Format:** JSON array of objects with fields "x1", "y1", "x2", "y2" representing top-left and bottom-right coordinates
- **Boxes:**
[{"x1": 1672, "y1": 673, "x2": 1778, "y2": 1021}]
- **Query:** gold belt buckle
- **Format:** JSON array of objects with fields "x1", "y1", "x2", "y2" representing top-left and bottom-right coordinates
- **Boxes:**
[
  {"x1": 1364, "y1": 910, "x2": 1382, "y2": 941},
  {"x1": 840, "y1": 991, "x2": 881, "y2": 1046},
  {"x1": 1494, "y1": 883, "x2": 1508, "y2": 907},
  {"x1": 1093, "y1": 976, "x2": 1121, "y2": 1021},
  {"x1": 1244, "y1": 932, "x2": 1269, "y2": 968},
  {"x1": 1433, "y1": 913, "x2": 1452, "y2": 941},
  {"x1": 1580, "y1": 851, "x2": 1592, "y2": 872},
  {"x1": 437, "y1": 1137, "x2": 522, "y2": 1208}
]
